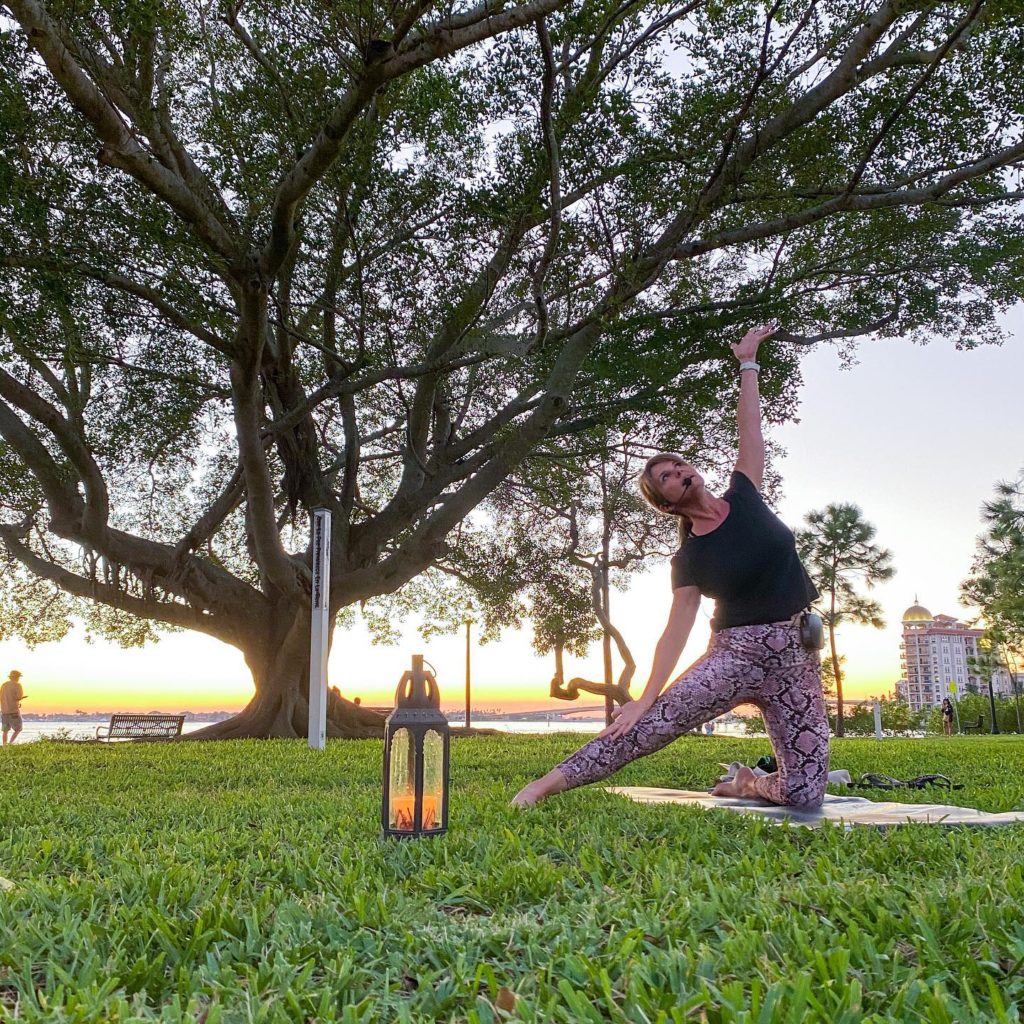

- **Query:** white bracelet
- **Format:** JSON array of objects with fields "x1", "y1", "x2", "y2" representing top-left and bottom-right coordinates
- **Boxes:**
[{"x1": 739, "y1": 361, "x2": 760, "y2": 373}]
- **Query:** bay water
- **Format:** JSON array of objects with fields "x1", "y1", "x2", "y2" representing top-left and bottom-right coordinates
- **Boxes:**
[{"x1": 9, "y1": 716, "x2": 749, "y2": 743}]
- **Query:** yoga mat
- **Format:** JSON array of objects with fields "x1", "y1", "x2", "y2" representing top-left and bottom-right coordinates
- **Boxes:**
[{"x1": 606, "y1": 787, "x2": 1024, "y2": 829}]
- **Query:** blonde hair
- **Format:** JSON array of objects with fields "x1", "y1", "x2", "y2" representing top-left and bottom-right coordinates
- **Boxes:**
[{"x1": 638, "y1": 453, "x2": 694, "y2": 542}]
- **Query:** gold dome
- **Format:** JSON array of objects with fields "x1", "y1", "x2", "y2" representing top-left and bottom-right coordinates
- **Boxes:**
[{"x1": 902, "y1": 603, "x2": 933, "y2": 623}]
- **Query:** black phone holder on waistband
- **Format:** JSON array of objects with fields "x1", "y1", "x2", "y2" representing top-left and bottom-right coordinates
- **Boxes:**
[{"x1": 799, "y1": 611, "x2": 824, "y2": 651}]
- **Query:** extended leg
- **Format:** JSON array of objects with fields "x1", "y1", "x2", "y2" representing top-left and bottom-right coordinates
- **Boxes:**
[{"x1": 542, "y1": 640, "x2": 755, "y2": 795}]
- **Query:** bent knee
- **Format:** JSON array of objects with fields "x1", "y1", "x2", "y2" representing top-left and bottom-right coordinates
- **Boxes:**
[
  {"x1": 780, "y1": 778, "x2": 827, "y2": 810},
  {"x1": 785, "y1": 793, "x2": 825, "y2": 810}
]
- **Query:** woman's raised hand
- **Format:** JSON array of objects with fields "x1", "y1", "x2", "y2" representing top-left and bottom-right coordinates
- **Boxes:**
[
  {"x1": 730, "y1": 322, "x2": 778, "y2": 363},
  {"x1": 597, "y1": 698, "x2": 651, "y2": 741}
]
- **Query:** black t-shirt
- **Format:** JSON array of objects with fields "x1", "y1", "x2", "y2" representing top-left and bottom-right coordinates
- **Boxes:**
[{"x1": 670, "y1": 470, "x2": 819, "y2": 631}]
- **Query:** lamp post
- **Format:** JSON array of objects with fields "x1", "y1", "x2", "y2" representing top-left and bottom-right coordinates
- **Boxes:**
[
  {"x1": 382, "y1": 655, "x2": 450, "y2": 839},
  {"x1": 464, "y1": 618, "x2": 472, "y2": 731}
]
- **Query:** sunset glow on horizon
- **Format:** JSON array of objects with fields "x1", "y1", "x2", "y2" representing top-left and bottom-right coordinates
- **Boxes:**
[{"x1": 1, "y1": 611, "x2": 900, "y2": 717}]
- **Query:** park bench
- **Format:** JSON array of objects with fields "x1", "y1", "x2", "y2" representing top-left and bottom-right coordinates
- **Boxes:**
[
  {"x1": 961, "y1": 715, "x2": 986, "y2": 733},
  {"x1": 96, "y1": 713, "x2": 186, "y2": 741}
]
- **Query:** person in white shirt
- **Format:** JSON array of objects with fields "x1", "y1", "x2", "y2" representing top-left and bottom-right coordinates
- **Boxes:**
[{"x1": 1, "y1": 670, "x2": 26, "y2": 745}]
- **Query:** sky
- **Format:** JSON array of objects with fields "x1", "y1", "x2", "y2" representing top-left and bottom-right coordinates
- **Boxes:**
[{"x1": 2, "y1": 308, "x2": 1022, "y2": 715}]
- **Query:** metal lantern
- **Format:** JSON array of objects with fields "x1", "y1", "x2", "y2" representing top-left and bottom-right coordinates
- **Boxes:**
[{"x1": 382, "y1": 654, "x2": 450, "y2": 839}]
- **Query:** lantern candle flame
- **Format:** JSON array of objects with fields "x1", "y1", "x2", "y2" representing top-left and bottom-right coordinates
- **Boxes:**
[{"x1": 392, "y1": 792, "x2": 438, "y2": 831}]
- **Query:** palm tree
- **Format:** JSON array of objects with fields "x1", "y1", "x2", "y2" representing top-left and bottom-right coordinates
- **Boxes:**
[{"x1": 797, "y1": 504, "x2": 895, "y2": 737}]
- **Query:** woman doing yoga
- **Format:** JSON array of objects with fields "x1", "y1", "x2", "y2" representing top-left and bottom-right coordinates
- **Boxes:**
[{"x1": 512, "y1": 323, "x2": 829, "y2": 809}]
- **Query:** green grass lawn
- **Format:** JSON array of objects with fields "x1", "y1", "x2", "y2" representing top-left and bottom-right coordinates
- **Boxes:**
[{"x1": 2, "y1": 735, "x2": 1023, "y2": 1023}]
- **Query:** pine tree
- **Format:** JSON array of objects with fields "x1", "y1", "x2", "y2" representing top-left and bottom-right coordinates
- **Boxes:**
[{"x1": 797, "y1": 505, "x2": 894, "y2": 738}]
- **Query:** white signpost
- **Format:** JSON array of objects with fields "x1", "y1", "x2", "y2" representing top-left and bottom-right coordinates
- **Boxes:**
[{"x1": 308, "y1": 508, "x2": 331, "y2": 750}]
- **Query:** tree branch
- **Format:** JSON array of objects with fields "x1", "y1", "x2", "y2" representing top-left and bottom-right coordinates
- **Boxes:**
[
  {"x1": 531, "y1": 16, "x2": 562, "y2": 348},
  {"x1": 170, "y1": 462, "x2": 247, "y2": 567},
  {"x1": 843, "y1": 1, "x2": 985, "y2": 197},
  {"x1": 0, "y1": 397, "x2": 83, "y2": 528},
  {"x1": 0, "y1": 522, "x2": 234, "y2": 641},
  {"x1": 228, "y1": 317, "x2": 299, "y2": 596},
  {"x1": 2, "y1": 256, "x2": 234, "y2": 357},
  {"x1": 263, "y1": 0, "x2": 571, "y2": 280},
  {"x1": 7, "y1": 0, "x2": 239, "y2": 260},
  {"x1": 222, "y1": 11, "x2": 301, "y2": 130},
  {"x1": 772, "y1": 311, "x2": 900, "y2": 346},
  {"x1": 0, "y1": 366, "x2": 109, "y2": 533},
  {"x1": 670, "y1": 140, "x2": 1024, "y2": 262}
]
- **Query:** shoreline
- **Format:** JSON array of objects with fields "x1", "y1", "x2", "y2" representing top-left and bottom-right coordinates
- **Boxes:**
[{"x1": 7, "y1": 717, "x2": 753, "y2": 744}]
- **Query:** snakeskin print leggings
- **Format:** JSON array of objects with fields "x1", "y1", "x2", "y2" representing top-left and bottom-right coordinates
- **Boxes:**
[{"x1": 556, "y1": 622, "x2": 829, "y2": 808}]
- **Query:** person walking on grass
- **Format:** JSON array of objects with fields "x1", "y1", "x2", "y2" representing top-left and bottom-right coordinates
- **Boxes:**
[
  {"x1": 942, "y1": 697, "x2": 955, "y2": 737},
  {"x1": 2, "y1": 670, "x2": 26, "y2": 745},
  {"x1": 513, "y1": 323, "x2": 829, "y2": 809}
]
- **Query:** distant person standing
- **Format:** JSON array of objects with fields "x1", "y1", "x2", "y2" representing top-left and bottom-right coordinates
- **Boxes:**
[
  {"x1": 2, "y1": 670, "x2": 26, "y2": 745},
  {"x1": 941, "y1": 697, "x2": 954, "y2": 737}
]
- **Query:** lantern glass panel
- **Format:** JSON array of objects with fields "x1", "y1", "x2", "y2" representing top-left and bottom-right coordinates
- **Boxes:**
[
  {"x1": 388, "y1": 727, "x2": 415, "y2": 832},
  {"x1": 422, "y1": 728, "x2": 445, "y2": 830}
]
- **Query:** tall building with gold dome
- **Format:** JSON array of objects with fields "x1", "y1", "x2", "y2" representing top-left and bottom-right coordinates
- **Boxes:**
[{"x1": 896, "y1": 600, "x2": 1013, "y2": 711}]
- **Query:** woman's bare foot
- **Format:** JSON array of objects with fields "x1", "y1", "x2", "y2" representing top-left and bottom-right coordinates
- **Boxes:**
[
  {"x1": 511, "y1": 769, "x2": 568, "y2": 807},
  {"x1": 710, "y1": 764, "x2": 760, "y2": 799}
]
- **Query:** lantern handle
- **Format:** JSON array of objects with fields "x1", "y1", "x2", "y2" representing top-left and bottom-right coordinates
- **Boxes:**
[
  {"x1": 394, "y1": 669, "x2": 413, "y2": 705},
  {"x1": 423, "y1": 669, "x2": 439, "y2": 707},
  {"x1": 423, "y1": 659, "x2": 441, "y2": 706},
  {"x1": 393, "y1": 656, "x2": 442, "y2": 708}
]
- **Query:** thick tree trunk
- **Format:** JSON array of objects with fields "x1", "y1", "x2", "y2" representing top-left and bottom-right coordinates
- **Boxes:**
[{"x1": 188, "y1": 603, "x2": 385, "y2": 740}]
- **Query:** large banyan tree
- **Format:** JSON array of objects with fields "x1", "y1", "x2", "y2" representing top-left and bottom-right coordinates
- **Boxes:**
[{"x1": 1, "y1": 0, "x2": 1022, "y2": 737}]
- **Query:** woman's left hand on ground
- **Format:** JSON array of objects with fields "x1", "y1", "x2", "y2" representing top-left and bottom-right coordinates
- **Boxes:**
[{"x1": 730, "y1": 322, "x2": 778, "y2": 363}]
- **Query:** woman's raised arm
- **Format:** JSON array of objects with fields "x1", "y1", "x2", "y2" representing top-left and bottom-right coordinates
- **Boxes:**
[{"x1": 730, "y1": 323, "x2": 777, "y2": 491}]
